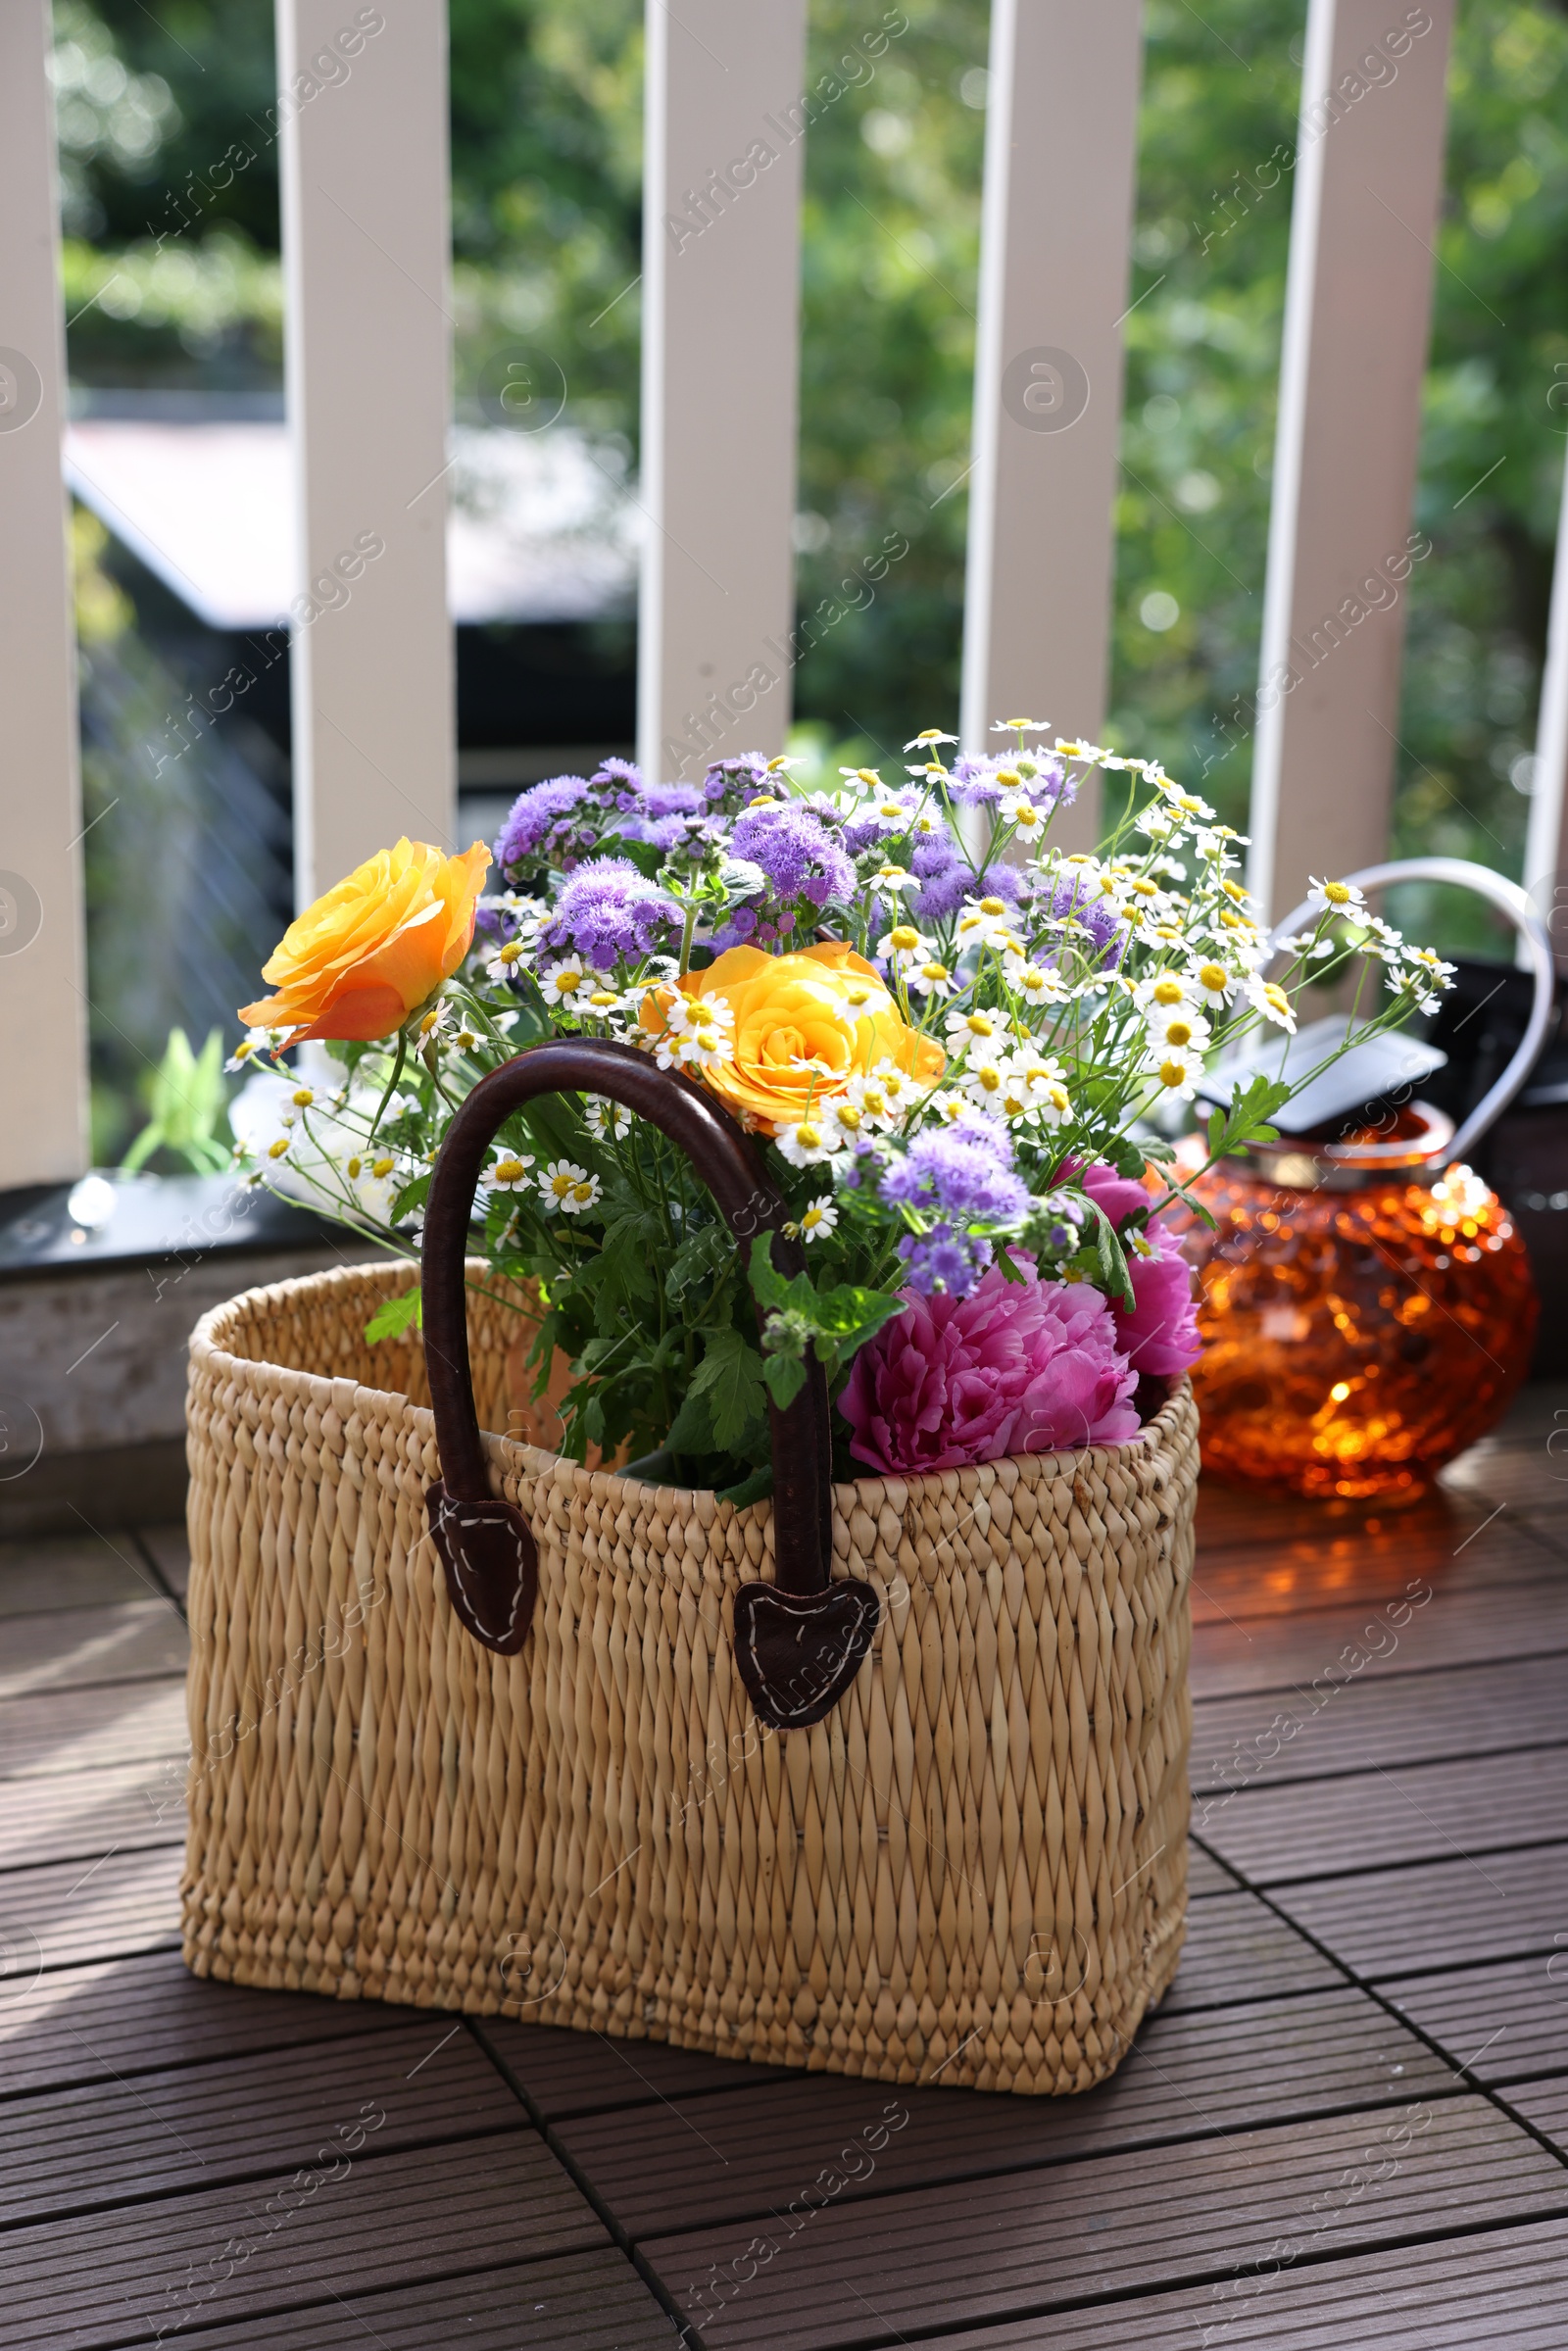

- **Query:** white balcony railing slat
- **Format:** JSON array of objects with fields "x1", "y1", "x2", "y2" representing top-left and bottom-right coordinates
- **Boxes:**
[
  {"x1": 275, "y1": 0, "x2": 458, "y2": 904},
  {"x1": 0, "y1": 0, "x2": 88, "y2": 1188},
  {"x1": 637, "y1": 0, "x2": 808, "y2": 784},
  {"x1": 959, "y1": 0, "x2": 1144, "y2": 850},
  {"x1": 1525, "y1": 452, "x2": 1568, "y2": 971},
  {"x1": 1247, "y1": 0, "x2": 1456, "y2": 923}
]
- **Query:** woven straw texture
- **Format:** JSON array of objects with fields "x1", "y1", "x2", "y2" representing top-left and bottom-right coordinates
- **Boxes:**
[{"x1": 183, "y1": 1259, "x2": 1198, "y2": 2096}]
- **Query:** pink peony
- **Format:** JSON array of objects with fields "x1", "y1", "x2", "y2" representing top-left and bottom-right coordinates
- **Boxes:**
[
  {"x1": 1079, "y1": 1161, "x2": 1202, "y2": 1379},
  {"x1": 839, "y1": 1255, "x2": 1141, "y2": 1477}
]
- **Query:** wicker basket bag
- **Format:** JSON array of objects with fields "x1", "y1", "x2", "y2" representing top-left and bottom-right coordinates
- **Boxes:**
[{"x1": 182, "y1": 1041, "x2": 1198, "y2": 2094}]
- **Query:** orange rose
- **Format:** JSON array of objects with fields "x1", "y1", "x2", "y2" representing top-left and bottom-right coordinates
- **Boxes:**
[
  {"x1": 239, "y1": 838, "x2": 490, "y2": 1042},
  {"x1": 642, "y1": 941, "x2": 944, "y2": 1133}
]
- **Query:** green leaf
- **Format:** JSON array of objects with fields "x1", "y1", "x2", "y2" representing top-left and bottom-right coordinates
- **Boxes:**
[
  {"x1": 717, "y1": 1466, "x2": 774, "y2": 1510},
  {"x1": 365, "y1": 1287, "x2": 422, "y2": 1343},
  {"x1": 662, "y1": 1381, "x2": 715, "y2": 1456},
  {"x1": 995, "y1": 1247, "x2": 1028, "y2": 1286},
  {"x1": 689, "y1": 1326, "x2": 768, "y2": 1453},
  {"x1": 760, "y1": 1352, "x2": 808, "y2": 1410}
]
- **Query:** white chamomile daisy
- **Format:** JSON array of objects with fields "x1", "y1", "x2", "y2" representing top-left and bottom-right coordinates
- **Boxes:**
[
  {"x1": 1246, "y1": 972, "x2": 1298, "y2": 1032},
  {"x1": 906, "y1": 955, "x2": 957, "y2": 1001},
  {"x1": 225, "y1": 1028, "x2": 279, "y2": 1073},
  {"x1": 538, "y1": 1159, "x2": 601, "y2": 1213},
  {"x1": 1306, "y1": 876, "x2": 1366, "y2": 918},
  {"x1": 584, "y1": 1097, "x2": 633, "y2": 1143},
  {"x1": 1146, "y1": 1004, "x2": 1211, "y2": 1058},
  {"x1": 1137, "y1": 970, "x2": 1197, "y2": 1014},
  {"x1": 1012, "y1": 1055, "x2": 1073, "y2": 1125},
  {"x1": 1000, "y1": 791, "x2": 1048, "y2": 839},
  {"x1": 868, "y1": 1059, "x2": 918, "y2": 1116},
  {"x1": 1188, "y1": 958, "x2": 1240, "y2": 1011},
  {"x1": 844, "y1": 1066, "x2": 900, "y2": 1130},
  {"x1": 944, "y1": 1004, "x2": 1005, "y2": 1052},
  {"x1": 775, "y1": 1114, "x2": 838, "y2": 1168},
  {"x1": 876, "y1": 922, "x2": 934, "y2": 978},
  {"x1": 955, "y1": 896, "x2": 1019, "y2": 954},
  {"x1": 871, "y1": 862, "x2": 918, "y2": 896},
  {"x1": 489, "y1": 1152, "x2": 535, "y2": 1192},
  {"x1": 1149, "y1": 1047, "x2": 1203, "y2": 1101},
  {"x1": 796, "y1": 1197, "x2": 840, "y2": 1243},
  {"x1": 484, "y1": 937, "x2": 528, "y2": 982},
  {"x1": 961, "y1": 1050, "x2": 1012, "y2": 1115},
  {"x1": 539, "y1": 959, "x2": 591, "y2": 1006}
]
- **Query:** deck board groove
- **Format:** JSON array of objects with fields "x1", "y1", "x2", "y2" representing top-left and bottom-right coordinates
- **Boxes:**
[{"x1": 0, "y1": 1395, "x2": 1563, "y2": 2347}]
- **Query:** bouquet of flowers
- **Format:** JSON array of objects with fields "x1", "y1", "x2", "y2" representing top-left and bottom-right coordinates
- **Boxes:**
[{"x1": 229, "y1": 725, "x2": 1453, "y2": 1498}]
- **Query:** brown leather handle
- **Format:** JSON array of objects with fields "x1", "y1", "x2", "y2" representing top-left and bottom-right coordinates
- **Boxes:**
[{"x1": 420, "y1": 1038, "x2": 876, "y2": 1727}]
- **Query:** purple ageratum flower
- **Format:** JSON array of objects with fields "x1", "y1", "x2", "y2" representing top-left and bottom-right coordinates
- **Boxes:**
[
  {"x1": 729, "y1": 804, "x2": 855, "y2": 909},
  {"x1": 702, "y1": 755, "x2": 773, "y2": 809},
  {"x1": 632, "y1": 780, "x2": 704, "y2": 820},
  {"x1": 496, "y1": 775, "x2": 591, "y2": 870},
  {"x1": 1046, "y1": 872, "x2": 1126, "y2": 965},
  {"x1": 897, "y1": 1222, "x2": 994, "y2": 1298},
  {"x1": 952, "y1": 753, "x2": 1077, "y2": 810},
  {"x1": 880, "y1": 1123, "x2": 1031, "y2": 1222},
  {"x1": 1028, "y1": 755, "x2": 1075, "y2": 808},
  {"x1": 909, "y1": 833, "x2": 971, "y2": 923},
  {"x1": 536, "y1": 857, "x2": 678, "y2": 970}
]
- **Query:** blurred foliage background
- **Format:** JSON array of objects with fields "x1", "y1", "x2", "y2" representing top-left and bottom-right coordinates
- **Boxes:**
[{"x1": 58, "y1": 0, "x2": 1568, "y2": 984}]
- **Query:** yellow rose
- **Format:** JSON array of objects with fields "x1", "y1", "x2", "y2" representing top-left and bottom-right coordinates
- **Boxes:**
[
  {"x1": 239, "y1": 838, "x2": 490, "y2": 1042},
  {"x1": 642, "y1": 941, "x2": 944, "y2": 1132}
]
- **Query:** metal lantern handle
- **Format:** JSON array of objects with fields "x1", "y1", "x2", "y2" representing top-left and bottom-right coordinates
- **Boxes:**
[
  {"x1": 1268, "y1": 856, "x2": 1556, "y2": 1169},
  {"x1": 418, "y1": 1036, "x2": 877, "y2": 1730}
]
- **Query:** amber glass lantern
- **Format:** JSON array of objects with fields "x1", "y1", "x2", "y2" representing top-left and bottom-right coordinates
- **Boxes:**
[
  {"x1": 1172, "y1": 855, "x2": 1553, "y2": 1500},
  {"x1": 1171, "y1": 1108, "x2": 1538, "y2": 1498}
]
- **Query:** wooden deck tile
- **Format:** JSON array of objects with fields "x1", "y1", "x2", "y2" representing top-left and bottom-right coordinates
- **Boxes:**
[
  {"x1": 0, "y1": 2136, "x2": 607, "y2": 2350},
  {"x1": 1272, "y1": 1843, "x2": 1568, "y2": 1980},
  {"x1": 911, "y1": 2218, "x2": 1568, "y2": 2348},
  {"x1": 0, "y1": 2020, "x2": 523, "y2": 2226},
  {"x1": 0, "y1": 1533, "x2": 167, "y2": 1616},
  {"x1": 1159, "y1": 1888, "x2": 1347, "y2": 2013},
  {"x1": 480, "y1": 2014, "x2": 794, "y2": 2121},
  {"x1": 0, "y1": 1754, "x2": 185, "y2": 1869},
  {"x1": 1187, "y1": 1513, "x2": 1566, "y2": 1626},
  {"x1": 1200, "y1": 1747, "x2": 1568, "y2": 1885},
  {"x1": 552, "y1": 1989, "x2": 1451, "y2": 2238},
  {"x1": 137, "y1": 1521, "x2": 192, "y2": 1599},
  {"x1": 0, "y1": 1952, "x2": 411, "y2": 2100},
  {"x1": 1386, "y1": 1960, "x2": 1568, "y2": 2086},
  {"x1": 180, "y1": 2249, "x2": 681, "y2": 2349},
  {"x1": 1191, "y1": 1577, "x2": 1568, "y2": 1700},
  {"x1": 1509, "y1": 2077, "x2": 1568, "y2": 2156},
  {"x1": 0, "y1": 1600, "x2": 187, "y2": 1699},
  {"x1": 641, "y1": 2097, "x2": 1567, "y2": 2350},
  {"x1": 1191, "y1": 1653, "x2": 1568, "y2": 1795},
  {"x1": 0, "y1": 1675, "x2": 186, "y2": 1778},
  {"x1": 5, "y1": 1844, "x2": 183, "y2": 1968}
]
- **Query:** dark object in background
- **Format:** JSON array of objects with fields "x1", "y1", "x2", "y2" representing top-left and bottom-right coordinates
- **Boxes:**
[{"x1": 1422, "y1": 959, "x2": 1568, "y2": 1374}]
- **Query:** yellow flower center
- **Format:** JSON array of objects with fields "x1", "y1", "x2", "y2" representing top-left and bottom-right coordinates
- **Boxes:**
[
  {"x1": 571, "y1": 1182, "x2": 594, "y2": 1204},
  {"x1": 836, "y1": 1105, "x2": 863, "y2": 1133},
  {"x1": 979, "y1": 897, "x2": 1006, "y2": 916},
  {"x1": 802, "y1": 1204, "x2": 826, "y2": 1228},
  {"x1": 1164, "y1": 1018, "x2": 1196, "y2": 1048},
  {"x1": 855, "y1": 769, "x2": 879, "y2": 786},
  {"x1": 1198, "y1": 962, "x2": 1226, "y2": 991},
  {"x1": 346, "y1": 1156, "x2": 362, "y2": 1178},
  {"x1": 1152, "y1": 979, "x2": 1184, "y2": 1004},
  {"x1": 995, "y1": 770, "x2": 1020, "y2": 791},
  {"x1": 499, "y1": 942, "x2": 523, "y2": 964},
  {"x1": 845, "y1": 983, "x2": 874, "y2": 1005},
  {"x1": 977, "y1": 1066, "x2": 1002, "y2": 1093},
  {"x1": 889, "y1": 925, "x2": 919, "y2": 952},
  {"x1": 860, "y1": 1087, "x2": 887, "y2": 1117},
  {"x1": 796, "y1": 1122, "x2": 822, "y2": 1150},
  {"x1": 920, "y1": 961, "x2": 950, "y2": 984},
  {"x1": 1323, "y1": 880, "x2": 1351, "y2": 904},
  {"x1": 589, "y1": 990, "x2": 618, "y2": 1007},
  {"x1": 495, "y1": 1157, "x2": 526, "y2": 1182},
  {"x1": 1264, "y1": 983, "x2": 1291, "y2": 1015},
  {"x1": 556, "y1": 969, "x2": 584, "y2": 994},
  {"x1": 372, "y1": 1156, "x2": 394, "y2": 1179},
  {"x1": 551, "y1": 1172, "x2": 574, "y2": 1198},
  {"x1": 963, "y1": 1012, "x2": 996, "y2": 1037},
  {"x1": 267, "y1": 1137, "x2": 289, "y2": 1159},
  {"x1": 292, "y1": 1087, "x2": 315, "y2": 1106},
  {"x1": 1014, "y1": 804, "x2": 1041, "y2": 825},
  {"x1": 1158, "y1": 1060, "x2": 1186, "y2": 1089}
]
